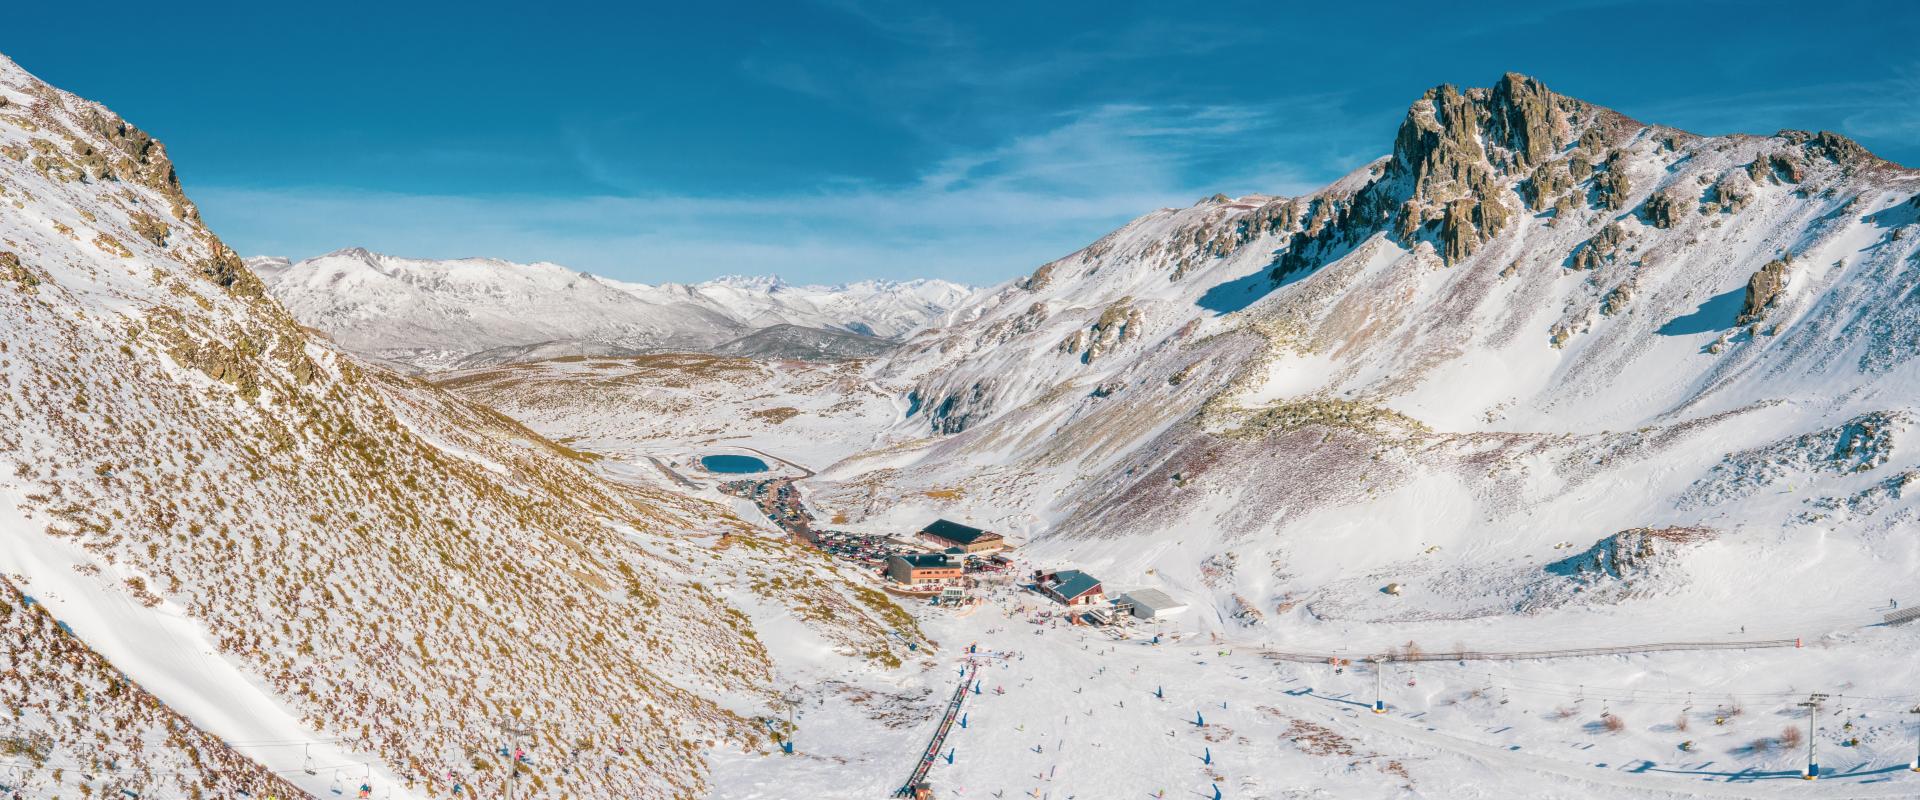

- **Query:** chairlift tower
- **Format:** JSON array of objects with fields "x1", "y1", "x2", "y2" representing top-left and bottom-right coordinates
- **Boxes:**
[
  {"x1": 784, "y1": 685, "x2": 804, "y2": 754},
  {"x1": 500, "y1": 717, "x2": 534, "y2": 800},
  {"x1": 1372, "y1": 657, "x2": 1386, "y2": 714},
  {"x1": 1798, "y1": 693, "x2": 1827, "y2": 780}
]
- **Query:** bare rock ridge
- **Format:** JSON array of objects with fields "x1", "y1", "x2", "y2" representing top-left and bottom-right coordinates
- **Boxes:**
[{"x1": 1275, "y1": 73, "x2": 1641, "y2": 277}]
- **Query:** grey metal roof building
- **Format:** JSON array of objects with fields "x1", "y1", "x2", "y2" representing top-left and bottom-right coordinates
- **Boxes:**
[{"x1": 1117, "y1": 588, "x2": 1188, "y2": 619}]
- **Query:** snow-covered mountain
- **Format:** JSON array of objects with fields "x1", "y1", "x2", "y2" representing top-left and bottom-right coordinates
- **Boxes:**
[
  {"x1": 622, "y1": 272, "x2": 977, "y2": 339},
  {"x1": 446, "y1": 74, "x2": 1920, "y2": 795},
  {"x1": 0, "y1": 51, "x2": 923, "y2": 799},
  {"x1": 20, "y1": 45, "x2": 1920, "y2": 796},
  {"x1": 834, "y1": 72, "x2": 1920, "y2": 633},
  {"x1": 451, "y1": 73, "x2": 1920, "y2": 627},
  {"x1": 252, "y1": 249, "x2": 973, "y2": 371}
]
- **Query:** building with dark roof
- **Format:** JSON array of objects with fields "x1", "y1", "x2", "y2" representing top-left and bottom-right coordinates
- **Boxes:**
[
  {"x1": 887, "y1": 552, "x2": 964, "y2": 585},
  {"x1": 1035, "y1": 569, "x2": 1104, "y2": 606},
  {"x1": 917, "y1": 519, "x2": 1005, "y2": 554}
]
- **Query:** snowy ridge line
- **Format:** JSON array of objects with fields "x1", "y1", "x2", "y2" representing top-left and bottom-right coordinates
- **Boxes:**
[
  {"x1": 1264, "y1": 639, "x2": 1802, "y2": 664},
  {"x1": 252, "y1": 249, "x2": 977, "y2": 371}
]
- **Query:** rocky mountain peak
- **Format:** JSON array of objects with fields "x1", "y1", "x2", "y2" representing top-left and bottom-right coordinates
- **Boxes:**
[
  {"x1": 1391, "y1": 73, "x2": 1595, "y2": 186},
  {"x1": 321, "y1": 245, "x2": 379, "y2": 262},
  {"x1": 1383, "y1": 73, "x2": 1617, "y2": 261},
  {"x1": 0, "y1": 58, "x2": 199, "y2": 226},
  {"x1": 1266, "y1": 73, "x2": 1650, "y2": 276}
]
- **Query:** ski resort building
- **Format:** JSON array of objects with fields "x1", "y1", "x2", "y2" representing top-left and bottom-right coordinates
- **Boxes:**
[
  {"x1": 1116, "y1": 588, "x2": 1188, "y2": 620},
  {"x1": 887, "y1": 553, "x2": 964, "y2": 585},
  {"x1": 917, "y1": 519, "x2": 1006, "y2": 554},
  {"x1": 1035, "y1": 569, "x2": 1104, "y2": 606}
]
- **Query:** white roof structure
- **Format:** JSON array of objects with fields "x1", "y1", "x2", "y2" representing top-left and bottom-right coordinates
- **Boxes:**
[{"x1": 1118, "y1": 588, "x2": 1188, "y2": 619}]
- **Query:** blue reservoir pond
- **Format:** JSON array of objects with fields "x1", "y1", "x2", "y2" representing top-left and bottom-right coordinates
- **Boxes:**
[{"x1": 700, "y1": 454, "x2": 770, "y2": 474}]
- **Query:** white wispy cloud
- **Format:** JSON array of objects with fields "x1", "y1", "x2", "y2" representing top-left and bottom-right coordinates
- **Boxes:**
[{"x1": 199, "y1": 102, "x2": 1358, "y2": 285}]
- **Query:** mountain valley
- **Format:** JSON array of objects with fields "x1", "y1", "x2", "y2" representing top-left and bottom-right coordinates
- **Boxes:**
[{"x1": 5, "y1": 44, "x2": 1920, "y2": 800}]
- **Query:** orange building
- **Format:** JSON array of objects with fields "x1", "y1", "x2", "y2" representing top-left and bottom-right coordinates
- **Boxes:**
[{"x1": 887, "y1": 553, "x2": 964, "y2": 585}]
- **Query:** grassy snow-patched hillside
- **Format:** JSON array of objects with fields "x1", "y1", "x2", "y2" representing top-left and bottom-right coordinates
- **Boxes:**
[{"x1": 0, "y1": 51, "x2": 926, "y2": 799}]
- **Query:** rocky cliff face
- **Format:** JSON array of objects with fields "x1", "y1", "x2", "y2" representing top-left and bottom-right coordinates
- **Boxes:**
[{"x1": 1276, "y1": 73, "x2": 1649, "y2": 280}]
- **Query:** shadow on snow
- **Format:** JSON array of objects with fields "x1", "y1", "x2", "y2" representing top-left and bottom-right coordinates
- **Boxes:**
[{"x1": 1656, "y1": 288, "x2": 1745, "y2": 336}]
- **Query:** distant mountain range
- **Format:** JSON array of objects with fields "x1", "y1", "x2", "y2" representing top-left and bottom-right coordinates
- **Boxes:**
[{"x1": 249, "y1": 248, "x2": 974, "y2": 370}]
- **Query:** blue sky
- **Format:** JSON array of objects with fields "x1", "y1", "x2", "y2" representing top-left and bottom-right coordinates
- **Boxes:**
[{"x1": 6, "y1": 1, "x2": 1917, "y2": 284}]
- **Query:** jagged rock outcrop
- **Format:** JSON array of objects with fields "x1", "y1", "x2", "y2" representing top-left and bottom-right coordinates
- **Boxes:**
[
  {"x1": 1522, "y1": 159, "x2": 1573, "y2": 209},
  {"x1": 1737, "y1": 257, "x2": 1791, "y2": 323},
  {"x1": 1600, "y1": 281, "x2": 1635, "y2": 315},
  {"x1": 1682, "y1": 412, "x2": 1910, "y2": 508},
  {"x1": 1750, "y1": 151, "x2": 1805, "y2": 184},
  {"x1": 1595, "y1": 150, "x2": 1633, "y2": 211},
  {"x1": 1569, "y1": 222, "x2": 1629, "y2": 271},
  {"x1": 1642, "y1": 185, "x2": 1688, "y2": 228},
  {"x1": 1059, "y1": 298, "x2": 1144, "y2": 364},
  {"x1": 1, "y1": 250, "x2": 38, "y2": 289},
  {"x1": 1800, "y1": 130, "x2": 1869, "y2": 166},
  {"x1": 917, "y1": 380, "x2": 995, "y2": 434},
  {"x1": 1704, "y1": 171, "x2": 1754, "y2": 214},
  {"x1": 1270, "y1": 72, "x2": 1627, "y2": 278},
  {"x1": 982, "y1": 300, "x2": 1051, "y2": 344},
  {"x1": 1016, "y1": 261, "x2": 1058, "y2": 291}
]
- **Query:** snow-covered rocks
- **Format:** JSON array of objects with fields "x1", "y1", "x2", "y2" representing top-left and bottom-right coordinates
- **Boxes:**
[{"x1": 1681, "y1": 411, "x2": 1910, "y2": 508}]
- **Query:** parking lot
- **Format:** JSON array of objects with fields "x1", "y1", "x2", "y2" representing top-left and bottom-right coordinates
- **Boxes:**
[{"x1": 718, "y1": 478, "x2": 1009, "y2": 575}]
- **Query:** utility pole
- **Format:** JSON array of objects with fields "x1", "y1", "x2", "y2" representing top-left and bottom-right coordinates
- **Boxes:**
[
  {"x1": 1909, "y1": 706, "x2": 1920, "y2": 772},
  {"x1": 1372, "y1": 657, "x2": 1386, "y2": 714},
  {"x1": 500, "y1": 717, "x2": 533, "y2": 800},
  {"x1": 1798, "y1": 693, "x2": 1827, "y2": 781}
]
